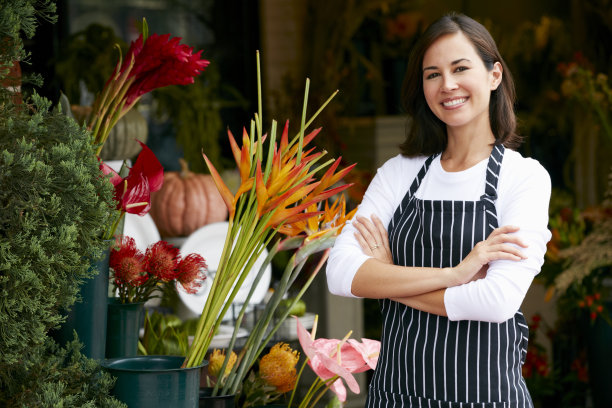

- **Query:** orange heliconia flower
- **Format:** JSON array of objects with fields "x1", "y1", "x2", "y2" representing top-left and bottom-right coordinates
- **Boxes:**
[
  {"x1": 278, "y1": 194, "x2": 357, "y2": 241},
  {"x1": 202, "y1": 120, "x2": 353, "y2": 229}
]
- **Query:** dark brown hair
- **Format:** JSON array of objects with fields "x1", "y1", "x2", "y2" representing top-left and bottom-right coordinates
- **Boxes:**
[{"x1": 399, "y1": 12, "x2": 521, "y2": 157}]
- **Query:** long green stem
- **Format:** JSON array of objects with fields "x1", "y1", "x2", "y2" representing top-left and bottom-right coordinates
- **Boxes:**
[
  {"x1": 303, "y1": 376, "x2": 340, "y2": 408},
  {"x1": 296, "y1": 78, "x2": 309, "y2": 165}
]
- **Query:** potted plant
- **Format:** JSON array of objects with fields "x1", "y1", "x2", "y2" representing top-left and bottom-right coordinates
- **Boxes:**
[{"x1": 0, "y1": 2, "x2": 125, "y2": 405}]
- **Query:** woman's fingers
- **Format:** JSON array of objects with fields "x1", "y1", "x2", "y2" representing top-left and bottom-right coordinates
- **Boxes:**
[
  {"x1": 489, "y1": 233, "x2": 528, "y2": 248},
  {"x1": 354, "y1": 229, "x2": 372, "y2": 254},
  {"x1": 356, "y1": 216, "x2": 381, "y2": 239},
  {"x1": 371, "y1": 214, "x2": 389, "y2": 248}
]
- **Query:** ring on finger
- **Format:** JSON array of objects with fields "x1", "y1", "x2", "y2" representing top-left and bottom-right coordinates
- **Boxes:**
[{"x1": 369, "y1": 243, "x2": 380, "y2": 250}]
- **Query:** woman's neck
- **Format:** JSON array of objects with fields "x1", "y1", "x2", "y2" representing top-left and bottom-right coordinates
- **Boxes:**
[{"x1": 441, "y1": 124, "x2": 495, "y2": 172}]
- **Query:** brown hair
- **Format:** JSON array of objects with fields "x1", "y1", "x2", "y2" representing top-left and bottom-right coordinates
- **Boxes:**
[{"x1": 399, "y1": 12, "x2": 521, "y2": 157}]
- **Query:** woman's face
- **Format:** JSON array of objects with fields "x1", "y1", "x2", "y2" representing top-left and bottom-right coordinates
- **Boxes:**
[{"x1": 421, "y1": 31, "x2": 502, "y2": 132}]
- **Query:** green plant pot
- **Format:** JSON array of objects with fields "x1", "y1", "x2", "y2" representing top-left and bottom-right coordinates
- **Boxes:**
[
  {"x1": 102, "y1": 355, "x2": 205, "y2": 408},
  {"x1": 586, "y1": 300, "x2": 612, "y2": 408},
  {"x1": 52, "y1": 246, "x2": 110, "y2": 360},
  {"x1": 106, "y1": 299, "x2": 145, "y2": 358},
  {"x1": 199, "y1": 387, "x2": 236, "y2": 407}
]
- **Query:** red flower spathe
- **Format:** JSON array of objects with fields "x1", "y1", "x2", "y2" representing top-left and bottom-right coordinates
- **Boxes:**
[
  {"x1": 99, "y1": 141, "x2": 163, "y2": 215},
  {"x1": 118, "y1": 33, "x2": 210, "y2": 107}
]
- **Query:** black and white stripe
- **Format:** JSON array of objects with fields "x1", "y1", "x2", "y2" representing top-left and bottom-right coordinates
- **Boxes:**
[{"x1": 366, "y1": 145, "x2": 532, "y2": 407}]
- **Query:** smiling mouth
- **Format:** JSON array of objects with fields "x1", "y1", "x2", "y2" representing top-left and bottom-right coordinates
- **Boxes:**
[{"x1": 442, "y1": 97, "x2": 467, "y2": 107}]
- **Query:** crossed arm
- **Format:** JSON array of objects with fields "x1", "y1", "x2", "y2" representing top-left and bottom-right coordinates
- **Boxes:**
[{"x1": 350, "y1": 214, "x2": 527, "y2": 318}]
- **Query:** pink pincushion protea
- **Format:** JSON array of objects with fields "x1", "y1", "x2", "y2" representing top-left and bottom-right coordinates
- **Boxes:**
[
  {"x1": 176, "y1": 253, "x2": 207, "y2": 294},
  {"x1": 109, "y1": 236, "x2": 147, "y2": 287},
  {"x1": 144, "y1": 241, "x2": 180, "y2": 282}
]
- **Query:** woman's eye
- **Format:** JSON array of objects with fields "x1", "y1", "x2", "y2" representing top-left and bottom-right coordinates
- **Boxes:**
[
  {"x1": 425, "y1": 72, "x2": 440, "y2": 80},
  {"x1": 455, "y1": 66, "x2": 469, "y2": 72}
]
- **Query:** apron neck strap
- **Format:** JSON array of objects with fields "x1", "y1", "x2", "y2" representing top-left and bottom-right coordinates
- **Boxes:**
[
  {"x1": 408, "y1": 153, "x2": 439, "y2": 197},
  {"x1": 481, "y1": 144, "x2": 505, "y2": 202}
]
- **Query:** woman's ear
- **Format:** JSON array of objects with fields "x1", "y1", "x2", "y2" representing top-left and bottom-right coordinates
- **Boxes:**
[{"x1": 490, "y1": 61, "x2": 503, "y2": 90}]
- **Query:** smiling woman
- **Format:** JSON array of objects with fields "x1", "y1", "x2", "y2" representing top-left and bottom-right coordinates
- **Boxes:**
[{"x1": 326, "y1": 12, "x2": 552, "y2": 408}]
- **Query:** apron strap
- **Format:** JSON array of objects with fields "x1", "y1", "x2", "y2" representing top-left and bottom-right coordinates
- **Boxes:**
[
  {"x1": 408, "y1": 154, "x2": 438, "y2": 197},
  {"x1": 480, "y1": 144, "x2": 505, "y2": 232},
  {"x1": 390, "y1": 154, "x2": 438, "y2": 229}
]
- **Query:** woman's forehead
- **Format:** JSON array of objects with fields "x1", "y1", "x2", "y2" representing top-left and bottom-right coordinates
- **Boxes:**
[{"x1": 423, "y1": 32, "x2": 479, "y2": 67}]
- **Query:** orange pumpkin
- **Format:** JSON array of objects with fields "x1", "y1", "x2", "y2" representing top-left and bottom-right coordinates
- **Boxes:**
[{"x1": 150, "y1": 159, "x2": 228, "y2": 237}]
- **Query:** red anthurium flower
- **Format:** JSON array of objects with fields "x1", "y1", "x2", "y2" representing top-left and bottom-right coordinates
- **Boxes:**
[
  {"x1": 110, "y1": 236, "x2": 147, "y2": 287},
  {"x1": 176, "y1": 253, "x2": 207, "y2": 294},
  {"x1": 99, "y1": 141, "x2": 163, "y2": 216},
  {"x1": 144, "y1": 241, "x2": 180, "y2": 282}
]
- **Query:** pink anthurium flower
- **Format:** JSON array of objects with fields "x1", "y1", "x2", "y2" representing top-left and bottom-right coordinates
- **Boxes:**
[
  {"x1": 348, "y1": 338, "x2": 381, "y2": 370},
  {"x1": 294, "y1": 316, "x2": 362, "y2": 402}
]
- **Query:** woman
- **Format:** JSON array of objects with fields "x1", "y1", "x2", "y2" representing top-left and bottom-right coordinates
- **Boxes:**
[{"x1": 326, "y1": 13, "x2": 551, "y2": 407}]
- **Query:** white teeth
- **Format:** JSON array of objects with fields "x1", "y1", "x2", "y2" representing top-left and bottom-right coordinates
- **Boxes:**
[{"x1": 443, "y1": 98, "x2": 466, "y2": 107}]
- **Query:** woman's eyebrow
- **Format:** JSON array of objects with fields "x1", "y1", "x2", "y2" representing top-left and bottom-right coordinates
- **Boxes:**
[{"x1": 423, "y1": 58, "x2": 472, "y2": 71}]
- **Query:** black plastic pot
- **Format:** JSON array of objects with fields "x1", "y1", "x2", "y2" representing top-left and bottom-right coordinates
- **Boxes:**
[
  {"x1": 102, "y1": 355, "x2": 206, "y2": 408},
  {"x1": 199, "y1": 387, "x2": 236, "y2": 408}
]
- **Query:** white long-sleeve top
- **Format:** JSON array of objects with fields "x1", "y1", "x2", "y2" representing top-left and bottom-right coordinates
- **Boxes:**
[{"x1": 326, "y1": 148, "x2": 552, "y2": 323}]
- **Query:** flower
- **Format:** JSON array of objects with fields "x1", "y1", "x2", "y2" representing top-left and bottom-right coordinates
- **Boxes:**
[
  {"x1": 294, "y1": 315, "x2": 359, "y2": 402},
  {"x1": 347, "y1": 338, "x2": 380, "y2": 370},
  {"x1": 100, "y1": 141, "x2": 164, "y2": 215},
  {"x1": 109, "y1": 236, "x2": 147, "y2": 287},
  {"x1": 208, "y1": 349, "x2": 237, "y2": 382},
  {"x1": 183, "y1": 54, "x2": 354, "y2": 371},
  {"x1": 119, "y1": 33, "x2": 209, "y2": 107},
  {"x1": 89, "y1": 19, "x2": 209, "y2": 154},
  {"x1": 144, "y1": 241, "x2": 180, "y2": 282},
  {"x1": 176, "y1": 253, "x2": 207, "y2": 294},
  {"x1": 290, "y1": 315, "x2": 380, "y2": 407},
  {"x1": 277, "y1": 194, "x2": 357, "y2": 241},
  {"x1": 98, "y1": 141, "x2": 164, "y2": 239},
  {"x1": 109, "y1": 236, "x2": 206, "y2": 303},
  {"x1": 259, "y1": 343, "x2": 300, "y2": 393},
  {"x1": 211, "y1": 194, "x2": 356, "y2": 401}
]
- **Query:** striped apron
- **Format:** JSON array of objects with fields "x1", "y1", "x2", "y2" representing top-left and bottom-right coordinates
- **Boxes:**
[{"x1": 366, "y1": 145, "x2": 532, "y2": 408}]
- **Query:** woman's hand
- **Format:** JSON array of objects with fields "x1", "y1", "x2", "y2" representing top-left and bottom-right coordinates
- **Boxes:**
[
  {"x1": 352, "y1": 214, "x2": 393, "y2": 264},
  {"x1": 452, "y1": 225, "x2": 528, "y2": 286}
]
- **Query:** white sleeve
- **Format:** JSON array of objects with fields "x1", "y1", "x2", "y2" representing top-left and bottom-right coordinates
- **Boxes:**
[
  {"x1": 444, "y1": 158, "x2": 552, "y2": 323},
  {"x1": 326, "y1": 156, "x2": 414, "y2": 298}
]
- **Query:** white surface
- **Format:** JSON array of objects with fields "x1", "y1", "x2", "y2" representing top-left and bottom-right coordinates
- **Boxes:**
[
  {"x1": 208, "y1": 325, "x2": 249, "y2": 349},
  {"x1": 276, "y1": 312, "x2": 316, "y2": 340},
  {"x1": 176, "y1": 222, "x2": 272, "y2": 321}
]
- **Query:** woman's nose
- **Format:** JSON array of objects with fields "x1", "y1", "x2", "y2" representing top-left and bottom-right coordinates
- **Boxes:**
[{"x1": 441, "y1": 75, "x2": 458, "y2": 92}]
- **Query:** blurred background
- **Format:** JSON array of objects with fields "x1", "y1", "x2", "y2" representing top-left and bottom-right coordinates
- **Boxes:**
[{"x1": 19, "y1": 0, "x2": 612, "y2": 407}]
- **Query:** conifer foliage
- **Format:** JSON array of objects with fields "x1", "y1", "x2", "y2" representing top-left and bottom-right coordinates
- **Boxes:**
[{"x1": 0, "y1": 1, "x2": 125, "y2": 406}]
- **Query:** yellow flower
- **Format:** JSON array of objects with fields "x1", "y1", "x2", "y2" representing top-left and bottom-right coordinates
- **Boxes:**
[
  {"x1": 208, "y1": 349, "x2": 237, "y2": 380},
  {"x1": 259, "y1": 343, "x2": 300, "y2": 393}
]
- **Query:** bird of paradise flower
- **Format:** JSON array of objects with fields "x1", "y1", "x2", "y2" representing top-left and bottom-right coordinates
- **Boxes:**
[{"x1": 183, "y1": 51, "x2": 356, "y2": 369}]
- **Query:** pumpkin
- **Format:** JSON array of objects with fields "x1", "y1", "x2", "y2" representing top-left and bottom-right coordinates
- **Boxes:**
[
  {"x1": 99, "y1": 109, "x2": 148, "y2": 161},
  {"x1": 149, "y1": 159, "x2": 229, "y2": 238}
]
